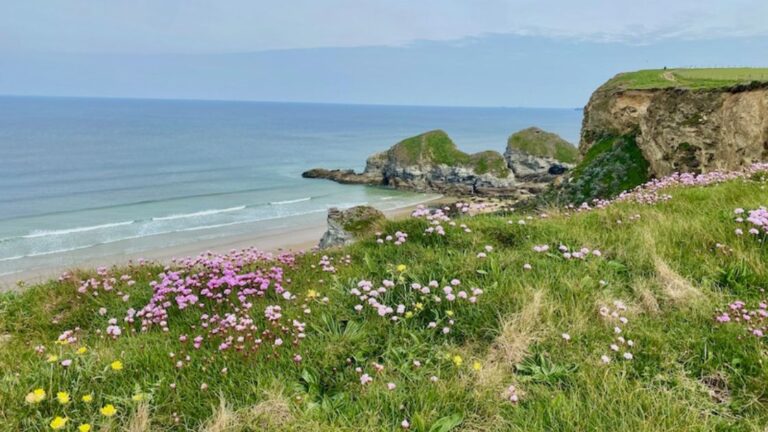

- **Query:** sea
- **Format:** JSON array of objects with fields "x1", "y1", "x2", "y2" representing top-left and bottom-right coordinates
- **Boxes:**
[{"x1": 0, "y1": 96, "x2": 582, "y2": 278}]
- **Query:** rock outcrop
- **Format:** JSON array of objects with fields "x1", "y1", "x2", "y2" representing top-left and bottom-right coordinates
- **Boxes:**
[
  {"x1": 505, "y1": 127, "x2": 579, "y2": 181},
  {"x1": 303, "y1": 129, "x2": 575, "y2": 197},
  {"x1": 581, "y1": 76, "x2": 768, "y2": 177},
  {"x1": 318, "y1": 205, "x2": 385, "y2": 249}
]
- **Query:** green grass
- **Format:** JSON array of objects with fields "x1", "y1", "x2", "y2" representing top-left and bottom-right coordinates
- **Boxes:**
[
  {"x1": 604, "y1": 68, "x2": 768, "y2": 91},
  {"x1": 2, "y1": 178, "x2": 768, "y2": 431},
  {"x1": 507, "y1": 128, "x2": 579, "y2": 164},
  {"x1": 392, "y1": 130, "x2": 510, "y2": 178}
]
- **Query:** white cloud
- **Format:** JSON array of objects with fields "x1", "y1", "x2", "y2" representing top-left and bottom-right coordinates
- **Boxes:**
[{"x1": 0, "y1": 0, "x2": 766, "y2": 53}]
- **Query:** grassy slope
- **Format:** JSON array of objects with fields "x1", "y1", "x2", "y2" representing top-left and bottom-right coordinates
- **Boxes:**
[
  {"x1": 2, "y1": 179, "x2": 768, "y2": 431},
  {"x1": 506, "y1": 128, "x2": 579, "y2": 164},
  {"x1": 605, "y1": 68, "x2": 768, "y2": 90},
  {"x1": 393, "y1": 130, "x2": 510, "y2": 178}
]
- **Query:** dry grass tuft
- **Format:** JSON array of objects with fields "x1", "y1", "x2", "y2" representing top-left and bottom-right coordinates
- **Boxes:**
[
  {"x1": 200, "y1": 398, "x2": 238, "y2": 432},
  {"x1": 244, "y1": 385, "x2": 294, "y2": 430},
  {"x1": 124, "y1": 402, "x2": 151, "y2": 432},
  {"x1": 476, "y1": 290, "x2": 545, "y2": 389},
  {"x1": 653, "y1": 256, "x2": 703, "y2": 305}
]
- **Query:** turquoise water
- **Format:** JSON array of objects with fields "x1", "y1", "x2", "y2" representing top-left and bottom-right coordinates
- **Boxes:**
[{"x1": 0, "y1": 96, "x2": 582, "y2": 276}]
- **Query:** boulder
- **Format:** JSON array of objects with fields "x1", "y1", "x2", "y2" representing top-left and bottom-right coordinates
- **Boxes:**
[{"x1": 318, "y1": 205, "x2": 385, "y2": 249}]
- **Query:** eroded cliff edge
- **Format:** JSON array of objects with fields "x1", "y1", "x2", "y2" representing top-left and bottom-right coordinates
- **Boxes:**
[{"x1": 580, "y1": 76, "x2": 768, "y2": 177}]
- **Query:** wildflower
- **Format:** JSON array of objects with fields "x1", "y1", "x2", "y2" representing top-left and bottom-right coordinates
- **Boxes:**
[
  {"x1": 78, "y1": 424, "x2": 92, "y2": 432},
  {"x1": 100, "y1": 404, "x2": 117, "y2": 417},
  {"x1": 623, "y1": 352, "x2": 634, "y2": 360},
  {"x1": 110, "y1": 360, "x2": 123, "y2": 371},
  {"x1": 600, "y1": 355, "x2": 611, "y2": 364},
  {"x1": 523, "y1": 263, "x2": 532, "y2": 270},
  {"x1": 387, "y1": 382, "x2": 396, "y2": 390},
  {"x1": 50, "y1": 416, "x2": 68, "y2": 430},
  {"x1": 132, "y1": 393, "x2": 144, "y2": 402},
  {"x1": 561, "y1": 333, "x2": 571, "y2": 341},
  {"x1": 472, "y1": 360, "x2": 482, "y2": 371},
  {"x1": 25, "y1": 388, "x2": 46, "y2": 404},
  {"x1": 76, "y1": 347, "x2": 88, "y2": 355},
  {"x1": 81, "y1": 394, "x2": 93, "y2": 403},
  {"x1": 200, "y1": 383, "x2": 208, "y2": 391},
  {"x1": 56, "y1": 391, "x2": 70, "y2": 405},
  {"x1": 61, "y1": 359, "x2": 72, "y2": 367},
  {"x1": 396, "y1": 264, "x2": 407, "y2": 272},
  {"x1": 360, "y1": 374, "x2": 373, "y2": 385},
  {"x1": 47, "y1": 354, "x2": 59, "y2": 363},
  {"x1": 430, "y1": 376, "x2": 439, "y2": 382},
  {"x1": 306, "y1": 289, "x2": 318, "y2": 299},
  {"x1": 401, "y1": 419, "x2": 410, "y2": 429},
  {"x1": 452, "y1": 355, "x2": 463, "y2": 367}
]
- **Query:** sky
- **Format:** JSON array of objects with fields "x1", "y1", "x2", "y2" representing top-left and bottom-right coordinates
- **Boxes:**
[{"x1": 1, "y1": 0, "x2": 767, "y2": 107}]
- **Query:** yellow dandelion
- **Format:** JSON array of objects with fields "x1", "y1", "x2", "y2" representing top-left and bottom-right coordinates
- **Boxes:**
[
  {"x1": 396, "y1": 264, "x2": 407, "y2": 272},
  {"x1": 414, "y1": 303, "x2": 424, "y2": 310},
  {"x1": 452, "y1": 355, "x2": 463, "y2": 367},
  {"x1": 49, "y1": 416, "x2": 68, "y2": 430},
  {"x1": 306, "y1": 289, "x2": 318, "y2": 299},
  {"x1": 25, "y1": 388, "x2": 46, "y2": 404},
  {"x1": 110, "y1": 360, "x2": 123, "y2": 371},
  {"x1": 131, "y1": 393, "x2": 144, "y2": 402},
  {"x1": 46, "y1": 355, "x2": 59, "y2": 363},
  {"x1": 76, "y1": 347, "x2": 88, "y2": 355},
  {"x1": 472, "y1": 360, "x2": 482, "y2": 371},
  {"x1": 81, "y1": 394, "x2": 93, "y2": 403},
  {"x1": 78, "y1": 424, "x2": 92, "y2": 432},
  {"x1": 56, "y1": 391, "x2": 70, "y2": 405},
  {"x1": 446, "y1": 310, "x2": 454, "y2": 317},
  {"x1": 100, "y1": 404, "x2": 117, "y2": 417},
  {"x1": 405, "y1": 311, "x2": 414, "y2": 319}
]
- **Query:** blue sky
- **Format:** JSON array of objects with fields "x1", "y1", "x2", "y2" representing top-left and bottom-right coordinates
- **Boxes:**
[{"x1": 1, "y1": 0, "x2": 767, "y2": 107}]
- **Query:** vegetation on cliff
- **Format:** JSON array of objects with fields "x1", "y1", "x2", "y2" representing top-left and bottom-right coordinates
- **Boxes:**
[
  {"x1": 506, "y1": 127, "x2": 579, "y2": 164},
  {"x1": 391, "y1": 130, "x2": 510, "y2": 178},
  {"x1": 3, "y1": 166, "x2": 768, "y2": 431},
  {"x1": 604, "y1": 68, "x2": 768, "y2": 91}
]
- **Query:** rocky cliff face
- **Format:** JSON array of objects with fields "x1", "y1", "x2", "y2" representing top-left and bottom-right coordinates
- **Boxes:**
[
  {"x1": 581, "y1": 79, "x2": 768, "y2": 176},
  {"x1": 303, "y1": 129, "x2": 576, "y2": 197},
  {"x1": 505, "y1": 127, "x2": 579, "y2": 180}
]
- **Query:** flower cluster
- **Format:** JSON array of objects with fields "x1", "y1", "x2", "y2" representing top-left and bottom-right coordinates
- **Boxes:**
[
  {"x1": 124, "y1": 248, "x2": 304, "y2": 357},
  {"x1": 24, "y1": 353, "x2": 126, "y2": 431},
  {"x1": 734, "y1": 207, "x2": 768, "y2": 237},
  {"x1": 714, "y1": 300, "x2": 768, "y2": 338},
  {"x1": 598, "y1": 300, "x2": 635, "y2": 363},
  {"x1": 571, "y1": 163, "x2": 768, "y2": 211},
  {"x1": 532, "y1": 243, "x2": 603, "y2": 260},
  {"x1": 376, "y1": 231, "x2": 408, "y2": 245},
  {"x1": 349, "y1": 277, "x2": 483, "y2": 334}
]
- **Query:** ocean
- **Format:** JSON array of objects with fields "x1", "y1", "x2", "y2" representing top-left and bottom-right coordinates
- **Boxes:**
[{"x1": 0, "y1": 96, "x2": 582, "y2": 278}]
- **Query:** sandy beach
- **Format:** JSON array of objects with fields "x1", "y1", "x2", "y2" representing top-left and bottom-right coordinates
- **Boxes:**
[{"x1": 0, "y1": 198, "x2": 444, "y2": 291}]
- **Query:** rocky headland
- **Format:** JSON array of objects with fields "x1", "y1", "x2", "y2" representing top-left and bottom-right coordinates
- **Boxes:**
[{"x1": 303, "y1": 128, "x2": 577, "y2": 197}]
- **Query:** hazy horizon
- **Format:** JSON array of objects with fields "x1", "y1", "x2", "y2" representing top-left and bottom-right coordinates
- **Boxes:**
[{"x1": 2, "y1": 1, "x2": 767, "y2": 107}]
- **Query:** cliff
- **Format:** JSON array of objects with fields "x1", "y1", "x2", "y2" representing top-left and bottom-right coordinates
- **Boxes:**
[
  {"x1": 303, "y1": 129, "x2": 577, "y2": 197},
  {"x1": 581, "y1": 69, "x2": 768, "y2": 177}
]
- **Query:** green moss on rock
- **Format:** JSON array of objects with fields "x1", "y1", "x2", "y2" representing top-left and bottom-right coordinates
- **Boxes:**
[
  {"x1": 507, "y1": 127, "x2": 578, "y2": 163},
  {"x1": 391, "y1": 130, "x2": 510, "y2": 178}
]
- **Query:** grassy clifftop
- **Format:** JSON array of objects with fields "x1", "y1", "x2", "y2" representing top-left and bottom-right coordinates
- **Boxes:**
[
  {"x1": 2, "y1": 168, "x2": 768, "y2": 431},
  {"x1": 603, "y1": 68, "x2": 768, "y2": 91},
  {"x1": 391, "y1": 130, "x2": 510, "y2": 177}
]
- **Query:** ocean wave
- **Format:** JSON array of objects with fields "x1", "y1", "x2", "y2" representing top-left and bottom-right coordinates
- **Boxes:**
[
  {"x1": 22, "y1": 220, "x2": 136, "y2": 239},
  {"x1": 0, "y1": 244, "x2": 97, "y2": 262},
  {"x1": 0, "y1": 255, "x2": 25, "y2": 262},
  {"x1": 269, "y1": 197, "x2": 312, "y2": 205},
  {"x1": 152, "y1": 206, "x2": 246, "y2": 221}
]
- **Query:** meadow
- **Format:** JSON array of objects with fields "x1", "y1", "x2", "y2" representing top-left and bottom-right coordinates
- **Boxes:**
[
  {"x1": 605, "y1": 68, "x2": 768, "y2": 90},
  {"x1": 2, "y1": 165, "x2": 768, "y2": 431}
]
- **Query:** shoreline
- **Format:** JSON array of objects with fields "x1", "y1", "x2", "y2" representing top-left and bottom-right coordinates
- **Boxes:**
[{"x1": 0, "y1": 197, "x2": 446, "y2": 291}]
